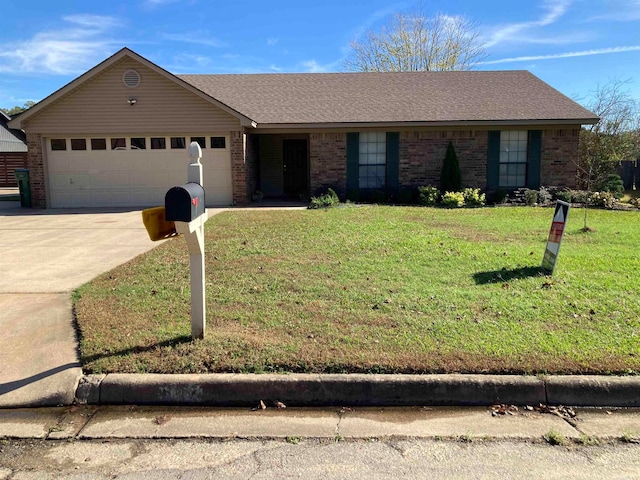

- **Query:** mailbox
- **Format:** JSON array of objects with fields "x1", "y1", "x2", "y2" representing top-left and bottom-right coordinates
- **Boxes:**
[{"x1": 165, "y1": 182, "x2": 205, "y2": 222}]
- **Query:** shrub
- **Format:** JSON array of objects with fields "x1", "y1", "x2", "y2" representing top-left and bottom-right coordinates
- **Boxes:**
[
  {"x1": 308, "y1": 188, "x2": 340, "y2": 209},
  {"x1": 524, "y1": 189, "x2": 539, "y2": 206},
  {"x1": 440, "y1": 142, "x2": 462, "y2": 193},
  {"x1": 462, "y1": 188, "x2": 485, "y2": 207},
  {"x1": 555, "y1": 190, "x2": 572, "y2": 203},
  {"x1": 538, "y1": 186, "x2": 553, "y2": 205},
  {"x1": 418, "y1": 185, "x2": 440, "y2": 206},
  {"x1": 490, "y1": 189, "x2": 508, "y2": 205},
  {"x1": 570, "y1": 190, "x2": 588, "y2": 203},
  {"x1": 441, "y1": 191, "x2": 465, "y2": 208},
  {"x1": 630, "y1": 197, "x2": 640, "y2": 208},
  {"x1": 599, "y1": 173, "x2": 625, "y2": 198},
  {"x1": 589, "y1": 191, "x2": 617, "y2": 209}
]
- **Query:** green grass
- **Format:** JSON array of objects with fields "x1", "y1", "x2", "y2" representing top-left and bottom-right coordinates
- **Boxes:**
[{"x1": 74, "y1": 205, "x2": 640, "y2": 375}]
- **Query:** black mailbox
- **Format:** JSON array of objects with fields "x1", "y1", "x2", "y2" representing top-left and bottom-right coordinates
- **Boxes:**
[{"x1": 165, "y1": 183, "x2": 206, "y2": 222}]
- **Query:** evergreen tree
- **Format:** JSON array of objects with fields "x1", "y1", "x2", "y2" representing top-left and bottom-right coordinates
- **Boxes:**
[{"x1": 440, "y1": 142, "x2": 462, "y2": 192}]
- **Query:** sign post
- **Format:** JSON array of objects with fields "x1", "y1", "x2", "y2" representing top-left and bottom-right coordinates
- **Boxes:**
[
  {"x1": 174, "y1": 142, "x2": 207, "y2": 339},
  {"x1": 542, "y1": 200, "x2": 570, "y2": 274}
]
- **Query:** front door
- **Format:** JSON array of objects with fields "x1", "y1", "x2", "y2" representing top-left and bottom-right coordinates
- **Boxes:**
[{"x1": 283, "y1": 139, "x2": 308, "y2": 197}]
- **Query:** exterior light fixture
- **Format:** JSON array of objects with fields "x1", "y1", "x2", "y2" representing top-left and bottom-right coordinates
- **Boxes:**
[{"x1": 128, "y1": 98, "x2": 137, "y2": 106}]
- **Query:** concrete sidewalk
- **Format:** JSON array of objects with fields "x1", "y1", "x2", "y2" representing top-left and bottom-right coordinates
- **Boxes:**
[
  {"x1": 1, "y1": 405, "x2": 640, "y2": 442},
  {"x1": 0, "y1": 206, "x2": 161, "y2": 407}
]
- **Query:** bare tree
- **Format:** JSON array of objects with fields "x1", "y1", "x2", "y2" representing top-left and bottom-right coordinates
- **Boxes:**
[
  {"x1": 344, "y1": 6, "x2": 486, "y2": 72},
  {"x1": 577, "y1": 79, "x2": 639, "y2": 230}
]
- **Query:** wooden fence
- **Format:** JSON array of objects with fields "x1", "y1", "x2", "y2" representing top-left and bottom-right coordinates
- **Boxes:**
[
  {"x1": 0, "y1": 152, "x2": 28, "y2": 187},
  {"x1": 616, "y1": 160, "x2": 638, "y2": 190}
]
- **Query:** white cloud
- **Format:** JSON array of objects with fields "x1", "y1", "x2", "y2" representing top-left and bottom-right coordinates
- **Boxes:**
[
  {"x1": 301, "y1": 60, "x2": 325, "y2": 73},
  {"x1": 162, "y1": 31, "x2": 226, "y2": 48},
  {"x1": 485, "y1": 0, "x2": 574, "y2": 48},
  {"x1": 267, "y1": 37, "x2": 278, "y2": 47},
  {"x1": 480, "y1": 45, "x2": 640, "y2": 65},
  {"x1": 0, "y1": 15, "x2": 123, "y2": 75}
]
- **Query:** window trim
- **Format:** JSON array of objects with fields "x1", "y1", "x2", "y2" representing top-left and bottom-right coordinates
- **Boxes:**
[
  {"x1": 358, "y1": 131, "x2": 387, "y2": 189},
  {"x1": 498, "y1": 130, "x2": 528, "y2": 188}
]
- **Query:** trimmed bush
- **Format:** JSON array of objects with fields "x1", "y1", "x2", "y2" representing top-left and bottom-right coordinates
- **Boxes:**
[
  {"x1": 589, "y1": 191, "x2": 617, "y2": 209},
  {"x1": 599, "y1": 173, "x2": 625, "y2": 199},
  {"x1": 524, "y1": 189, "x2": 539, "y2": 206},
  {"x1": 462, "y1": 188, "x2": 485, "y2": 207},
  {"x1": 570, "y1": 190, "x2": 588, "y2": 203},
  {"x1": 538, "y1": 186, "x2": 553, "y2": 205},
  {"x1": 418, "y1": 185, "x2": 440, "y2": 206},
  {"x1": 441, "y1": 191, "x2": 465, "y2": 208},
  {"x1": 308, "y1": 188, "x2": 340, "y2": 209},
  {"x1": 440, "y1": 142, "x2": 462, "y2": 193},
  {"x1": 555, "y1": 190, "x2": 572, "y2": 203}
]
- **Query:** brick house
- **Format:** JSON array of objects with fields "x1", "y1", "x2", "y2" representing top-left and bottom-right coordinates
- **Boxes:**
[
  {"x1": 0, "y1": 110, "x2": 28, "y2": 187},
  {"x1": 9, "y1": 48, "x2": 598, "y2": 209}
]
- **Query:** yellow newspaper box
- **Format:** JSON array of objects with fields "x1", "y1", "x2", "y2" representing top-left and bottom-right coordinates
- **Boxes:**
[{"x1": 141, "y1": 206, "x2": 177, "y2": 241}]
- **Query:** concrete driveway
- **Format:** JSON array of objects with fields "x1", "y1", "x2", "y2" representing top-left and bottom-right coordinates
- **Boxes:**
[{"x1": 0, "y1": 201, "x2": 161, "y2": 407}]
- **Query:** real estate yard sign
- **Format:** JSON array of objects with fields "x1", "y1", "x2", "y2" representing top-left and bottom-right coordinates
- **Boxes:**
[{"x1": 542, "y1": 200, "x2": 570, "y2": 274}]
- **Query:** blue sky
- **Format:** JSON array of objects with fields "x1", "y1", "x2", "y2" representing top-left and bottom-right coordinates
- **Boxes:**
[{"x1": 1, "y1": 0, "x2": 639, "y2": 110}]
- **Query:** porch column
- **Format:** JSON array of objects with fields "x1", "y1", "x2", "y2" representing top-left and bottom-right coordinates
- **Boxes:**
[
  {"x1": 26, "y1": 132, "x2": 47, "y2": 208},
  {"x1": 230, "y1": 131, "x2": 250, "y2": 206}
]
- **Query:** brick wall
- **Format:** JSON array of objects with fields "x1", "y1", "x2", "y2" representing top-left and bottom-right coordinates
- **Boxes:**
[
  {"x1": 230, "y1": 131, "x2": 249, "y2": 205},
  {"x1": 541, "y1": 128, "x2": 580, "y2": 188},
  {"x1": 309, "y1": 132, "x2": 346, "y2": 196},
  {"x1": 26, "y1": 133, "x2": 46, "y2": 208},
  {"x1": 399, "y1": 130, "x2": 488, "y2": 189}
]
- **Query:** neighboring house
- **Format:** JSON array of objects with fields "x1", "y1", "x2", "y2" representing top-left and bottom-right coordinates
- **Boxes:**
[
  {"x1": 9, "y1": 48, "x2": 598, "y2": 209},
  {"x1": 0, "y1": 110, "x2": 28, "y2": 187}
]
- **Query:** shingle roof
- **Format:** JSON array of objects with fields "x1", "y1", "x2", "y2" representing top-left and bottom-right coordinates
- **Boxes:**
[
  {"x1": 178, "y1": 70, "x2": 597, "y2": 126},
  {"x1": 0, "y1": 111, "x2": 27, "y2": 152}
]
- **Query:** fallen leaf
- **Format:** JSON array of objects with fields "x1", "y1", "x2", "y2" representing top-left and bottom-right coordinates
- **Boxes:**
[{"x1": 155, "y1": 415, "x2": 171, "y2": 425}]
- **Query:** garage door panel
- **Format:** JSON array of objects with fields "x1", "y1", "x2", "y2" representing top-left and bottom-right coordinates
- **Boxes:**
[{"x1": 47, "y1": 135, "x2": 233, "y2": 208}]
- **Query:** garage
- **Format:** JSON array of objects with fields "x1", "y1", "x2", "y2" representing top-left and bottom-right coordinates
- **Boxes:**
[{"x1": 46, "y1": 134, "x2": 232, "y2": 208}]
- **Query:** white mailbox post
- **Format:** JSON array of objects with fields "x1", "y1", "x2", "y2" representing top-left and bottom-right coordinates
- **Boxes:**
[{"x1": 171, "y1": 141, "x2": 208, "y2": 339}]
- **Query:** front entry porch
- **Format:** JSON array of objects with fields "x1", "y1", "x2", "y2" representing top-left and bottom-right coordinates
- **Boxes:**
[{"x1": 250, "y1": 133, "x2": 310, "y2": 201}]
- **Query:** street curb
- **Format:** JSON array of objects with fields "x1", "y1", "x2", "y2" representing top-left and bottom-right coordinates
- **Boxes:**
[
  {"x1": 76, "y1": 373, "x2": 546, "y2": 406},
  {"x1": 73, "y1": 374, "x2": 640, "y2": 407},
  {"x1": 546, "y1": 375, "x2": 640, "y2": 407}
]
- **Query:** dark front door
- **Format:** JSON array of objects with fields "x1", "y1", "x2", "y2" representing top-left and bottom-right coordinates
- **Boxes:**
[{"x1": 283, "y1": 139, "x2": 308, "y2": 197}]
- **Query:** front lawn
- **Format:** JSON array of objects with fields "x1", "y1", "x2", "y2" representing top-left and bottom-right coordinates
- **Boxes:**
[{"x1": 74, "y1": 206, "x2": 640, "y2": 375}]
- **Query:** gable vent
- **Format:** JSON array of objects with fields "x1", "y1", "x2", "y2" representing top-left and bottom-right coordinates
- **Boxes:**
[{"x1": 123, "y1": 69, "x2": 141, "y2": 88}]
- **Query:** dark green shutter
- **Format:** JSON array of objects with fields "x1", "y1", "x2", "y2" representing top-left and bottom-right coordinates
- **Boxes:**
[
  {"x1": 527, "y1": 130, "x2": 542, "y2": 189},
  {"x1": 346, "y1": 133, "x2": 359, "y2": 198},
  {"x1": 487, "y1": 131, "x2": 501, "y2": 190},
  {"x1": 386, "y1": 132, "x2": 400, "y2": 193}
]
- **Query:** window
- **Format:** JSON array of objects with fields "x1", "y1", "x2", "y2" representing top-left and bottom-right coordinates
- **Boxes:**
[
  {"x1": 51, "y1": 139, "x2": 66, "y2": 151},
  {"x1": 91, "y1": 138, "x2": 107, "y2": 150},
  {"x1": 151, "y1": 137, "x2": 166, "y2": 149},
  {"x1": 71, "y1": 139, "x2": 86, "y2": 151},
  {"x1": 191, "y1": 137, "x2": 206, "y2": 149},
  {"x1": 171, "y1": 137, "x2": 186, "y2": 149},
  {"x1": 131, "y1": 137, "x2": 146, "y2": 150},
  {"x1": 358, "y1": 131, "x2": 386, "y2": 189},
  {"x1": 111, "y1": 138, "x2": 126, "y2": 150},
  {"x1": 499, "y1": 130, "x2": 528, "y2": 188},
  {"x1": 210, "y1": 136, "x2": 226, "y2": 149}
]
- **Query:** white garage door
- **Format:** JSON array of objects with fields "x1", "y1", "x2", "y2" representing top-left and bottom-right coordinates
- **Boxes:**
[{"x1": 46, "y1": 134, "x2": 233, "y2": 208}]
